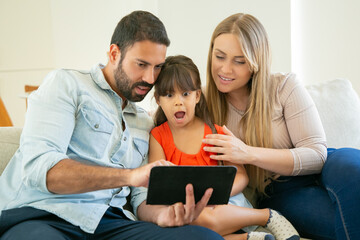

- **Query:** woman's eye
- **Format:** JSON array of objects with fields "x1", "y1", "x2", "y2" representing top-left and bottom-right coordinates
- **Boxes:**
[
  {"x1": 235, "y1": 61, "x2": 246, "y2": 65},
  {"x1": 216, "y1": 55, "x2": 224, "y2": 60}
]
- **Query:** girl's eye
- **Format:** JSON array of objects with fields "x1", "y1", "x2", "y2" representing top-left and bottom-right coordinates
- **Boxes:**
[
  {"x1": 183, "y1": 92, "x2": 190, "y2": 97},
  {"x1": 166, "y1": 93, "x2": 173, "y2": 98}
]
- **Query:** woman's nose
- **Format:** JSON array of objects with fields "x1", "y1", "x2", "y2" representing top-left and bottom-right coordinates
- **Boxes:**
[{"x1": 221, "y1": 61, "x2": 232, "y2": 74}]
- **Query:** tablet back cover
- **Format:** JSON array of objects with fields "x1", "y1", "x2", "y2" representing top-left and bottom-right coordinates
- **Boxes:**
[{"x1": 146, "y1": 166, "x2": 236, "y2": 205}]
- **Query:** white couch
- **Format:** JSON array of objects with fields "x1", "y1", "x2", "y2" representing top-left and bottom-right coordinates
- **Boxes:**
[{"x1": 1, "y1": 79, "x2": 360, "y2": 238}]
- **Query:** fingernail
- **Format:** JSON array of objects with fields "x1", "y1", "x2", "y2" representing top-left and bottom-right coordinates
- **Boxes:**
[{"x1": 187, "y1": 184, "x2": 193, "y2": 192}]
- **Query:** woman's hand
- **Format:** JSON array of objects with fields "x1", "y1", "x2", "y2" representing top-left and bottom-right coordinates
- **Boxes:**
[{"x1": 202, "y1": 125, "x2": 254, "y2": 165}]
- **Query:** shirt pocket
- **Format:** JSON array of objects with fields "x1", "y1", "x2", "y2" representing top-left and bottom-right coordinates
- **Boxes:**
[
  {"x1": 131, "y1": 138, "x2": 149, "y2": 168},
  {"x1": 70, "y1": 106, "x2": 114, "y2": 159}
]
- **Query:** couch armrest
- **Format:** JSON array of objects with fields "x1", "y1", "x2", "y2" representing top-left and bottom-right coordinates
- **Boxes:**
[{"x1": 0, "y1": 127, "x2": 22, "y2": 175}]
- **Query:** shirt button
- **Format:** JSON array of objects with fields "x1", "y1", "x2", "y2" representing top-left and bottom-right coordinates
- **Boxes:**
[
  {"x1": 123, "y1": 137, "x2": 127, "y2": 141},
  {"x1": 94, "y1": 124, "x2": 99, "y2": 129}
]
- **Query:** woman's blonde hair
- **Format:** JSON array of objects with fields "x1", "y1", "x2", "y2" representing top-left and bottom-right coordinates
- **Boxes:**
[{"x1": 206, "y1": 13, "x2": 275, "y2": 194}]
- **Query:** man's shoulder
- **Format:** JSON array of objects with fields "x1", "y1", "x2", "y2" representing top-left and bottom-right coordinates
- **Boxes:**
[{"x1": 127, "y1": 105, "x2": 155, "y2": 133}]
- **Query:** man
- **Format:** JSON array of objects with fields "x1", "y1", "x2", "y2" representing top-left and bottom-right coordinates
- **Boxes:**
[{"x1": 0, "y1": 11, "x2": 222, "y2": 240}]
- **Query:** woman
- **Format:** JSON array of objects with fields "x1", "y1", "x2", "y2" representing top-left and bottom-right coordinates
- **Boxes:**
[{"x1": 202, "y1": 13, "x2": 360, "y2": 240}]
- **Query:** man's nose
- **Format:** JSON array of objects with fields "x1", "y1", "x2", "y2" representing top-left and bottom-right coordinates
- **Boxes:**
[{"x1": 143, "y1": 68, "x2": 155, "y2": 84}]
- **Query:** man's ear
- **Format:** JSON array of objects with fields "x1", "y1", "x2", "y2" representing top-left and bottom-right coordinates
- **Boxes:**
[{"x1": 108, "y1": 44, "x2": 121, "y2": 65}]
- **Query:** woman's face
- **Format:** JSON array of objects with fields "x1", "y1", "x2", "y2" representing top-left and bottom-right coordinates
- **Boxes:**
[{"x1": 211, "y1": 33, "x2": 252, "y2": 94}]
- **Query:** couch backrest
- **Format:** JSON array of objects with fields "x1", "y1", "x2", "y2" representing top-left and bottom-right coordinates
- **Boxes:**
[
  {"x1": 0, "y1": 127, "x2": 21, "y2": 174},
  {"x1": 305, "y1": 79, "x2": 360, "y2": 149}
]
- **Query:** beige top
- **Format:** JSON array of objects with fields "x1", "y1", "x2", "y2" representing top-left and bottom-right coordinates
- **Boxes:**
[{"x1": 226, "y1": 72, "x2": 327, "y2": 176}]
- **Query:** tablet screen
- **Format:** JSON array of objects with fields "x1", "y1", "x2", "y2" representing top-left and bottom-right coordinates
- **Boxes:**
[{"x1": 146, "y1": 166, "x2": 236, "y2": 205}]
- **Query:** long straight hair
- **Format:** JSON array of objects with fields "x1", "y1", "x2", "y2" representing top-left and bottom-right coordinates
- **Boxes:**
[
  {"x1": 206, "y1": 13, "x2": 275, "y2": 194},
  {"x1": 154, "y1": 55, "x2": 217, "y2": 134}
]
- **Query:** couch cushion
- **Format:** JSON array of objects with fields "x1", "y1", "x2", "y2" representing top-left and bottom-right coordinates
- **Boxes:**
[
  {"x1": 306, "y1": 79, "x2": 360, "y2": 148},
  {"x1": 0, "y1": 127, "x2": 22, "y2": 174}
]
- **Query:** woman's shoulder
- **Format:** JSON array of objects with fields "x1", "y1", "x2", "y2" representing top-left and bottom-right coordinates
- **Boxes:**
[
  {"x1": 271, "y1": 72, "x2": 304, "y2": 97},
  {"x1": 271, "y1": 72, "x2": 300, "y2": 90}
]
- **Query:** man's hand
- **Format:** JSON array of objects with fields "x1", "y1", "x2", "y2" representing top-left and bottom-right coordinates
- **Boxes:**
[
  {"x1": 129, "y1": 160, "x2": 174, "y2": 188},
  {"x1": 138, "y1": 184, "x2": 213, "y2": 227}
]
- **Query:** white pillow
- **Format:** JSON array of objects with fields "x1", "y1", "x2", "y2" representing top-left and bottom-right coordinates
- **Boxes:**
[{"x1": 306, "y1": 79, "x2": 360, "y2": 148}]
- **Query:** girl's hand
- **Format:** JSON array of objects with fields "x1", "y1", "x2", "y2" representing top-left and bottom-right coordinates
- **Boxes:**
[{"x1": 202, "y1": 125, "x2": 253, "y2": 165}]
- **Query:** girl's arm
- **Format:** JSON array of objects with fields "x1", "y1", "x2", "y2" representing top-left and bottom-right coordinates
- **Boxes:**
[
  {"x1": 224, "y1": 161, "x2": 249, "y2": 196},
  {"x1": 148, "y1": 134, "x2": 167, "y2": 163}
]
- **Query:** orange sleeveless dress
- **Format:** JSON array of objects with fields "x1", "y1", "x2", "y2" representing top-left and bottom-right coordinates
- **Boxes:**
[{"x1": 151, "y1": 122, "x2": 224, "y2": 166}]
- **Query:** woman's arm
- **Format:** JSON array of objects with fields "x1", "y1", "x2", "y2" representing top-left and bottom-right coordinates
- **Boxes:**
[
  {"x1": 203, "y1": 74, "x2": 327, "y2": 176},
  {"x1": 204, "y1": 126, "x2": 295, "y2": 175}
]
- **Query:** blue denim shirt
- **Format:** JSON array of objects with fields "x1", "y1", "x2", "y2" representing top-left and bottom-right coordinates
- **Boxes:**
[{"x1": 0, "y1": 64, "x2": 150, "y2": 233}]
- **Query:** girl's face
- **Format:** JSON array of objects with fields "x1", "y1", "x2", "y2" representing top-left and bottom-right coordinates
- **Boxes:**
[
  {"x1": 157, "y1": 86, "x2": 201, "y2": 128},
  {"x1": 211, "y1": 33, "x2": 252, "y2": 95}
]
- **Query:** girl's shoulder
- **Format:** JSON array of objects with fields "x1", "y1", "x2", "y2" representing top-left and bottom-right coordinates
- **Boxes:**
[
  {"x1": 214, "y1": 124, "x2": 225, "y2": 135},
  {"x1": 151, "y1": 121, "x2": 169, "y2": 137}
]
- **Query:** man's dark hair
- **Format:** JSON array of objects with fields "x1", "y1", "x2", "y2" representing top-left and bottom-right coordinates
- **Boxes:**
[{"x1": 111, "y1": 11, "x2": 170, "y2": 60}]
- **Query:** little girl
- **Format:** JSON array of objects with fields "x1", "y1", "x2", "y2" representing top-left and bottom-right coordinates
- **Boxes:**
[{"x1": 148, "y1": 55, "x2": 299, "y2": 240}]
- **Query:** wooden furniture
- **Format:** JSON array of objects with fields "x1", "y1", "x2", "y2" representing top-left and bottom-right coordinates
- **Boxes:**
[
  {"x1": 24, "y1": 85, "x2": 39, "y2": 108},
  {"x1": 0, "y1": 97, "x2": 13, "y2": 127}
]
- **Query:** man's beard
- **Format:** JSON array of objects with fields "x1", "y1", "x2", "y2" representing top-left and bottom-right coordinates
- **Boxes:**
[{"x1": 114, "y1": 64, "x2": 153, "y2": 102}]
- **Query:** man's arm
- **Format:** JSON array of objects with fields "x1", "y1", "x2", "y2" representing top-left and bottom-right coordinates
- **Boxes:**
[{"x1": 47, "y1": 159, "x2": 171, "y2": 194}]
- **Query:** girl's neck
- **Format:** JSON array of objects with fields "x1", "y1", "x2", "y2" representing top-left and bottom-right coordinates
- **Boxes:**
[
  {"x1": 168, "y1": 117, "x2": 205, "y2": 155},
  {"x1": 168, "y1": 116, "x2": 203, "y2": 135}
]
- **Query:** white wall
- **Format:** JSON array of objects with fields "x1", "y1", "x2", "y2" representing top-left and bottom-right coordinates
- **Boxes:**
[
  {"x1": 0, "y1": 0, "x2": 291, "y2": 126},
  {"x1": 291, "y1": 0, "x2": 360, "y2": 93},
  {"x1": 0, "y1": 0, "x2": 54, "y2": 127},
  {"x1": 2, "y1": 0, "x2": 360, "y2": 127}
]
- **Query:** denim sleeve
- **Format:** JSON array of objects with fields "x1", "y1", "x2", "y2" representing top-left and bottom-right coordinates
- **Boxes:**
[
  {"x1": 20, "y1": 70, "x2": 78, "y2": 193},
  {"x1": 130, "y1": 154, "x2": 149, "y2": 217}
]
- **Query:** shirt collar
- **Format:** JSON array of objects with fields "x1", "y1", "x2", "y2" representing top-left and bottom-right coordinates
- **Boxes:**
[
  {"x1": 90, "y1": 63, "x2": 112, "y2": 90},
  {"x1": 90, "y1": 63, "x2": 144, "y2": 115}
]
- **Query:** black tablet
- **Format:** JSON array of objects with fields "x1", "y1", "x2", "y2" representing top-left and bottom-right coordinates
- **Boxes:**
[{"x1": 146, "y1": 166, "x2": 236, "y2": 205}]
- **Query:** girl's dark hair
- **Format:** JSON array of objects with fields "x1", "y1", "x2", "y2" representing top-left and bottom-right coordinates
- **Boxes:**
[
  {"x1": 111, "y1": 11, "x2": 170, "y2": 61},
  {"x1": 154, "y1": 55, "x2": 217, "y2": 134}
]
